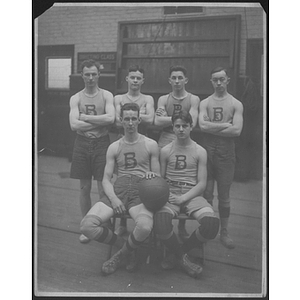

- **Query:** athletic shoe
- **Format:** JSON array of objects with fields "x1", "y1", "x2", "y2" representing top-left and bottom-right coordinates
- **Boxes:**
[
  {"x1": 79, "y1": 234, "x2": 90, "y2": 243},
  {"x1": 178, "y1": 225, "x2": 189, "y2": 241},
  {"x1": 220, "y1": 228, "x2": 235, "y2": 249},
  {"x1": 114, "y1": 225, "x2": 127, "y2": 236},
  {"x1": 101, "y1": 250, "x2": 126, "y2": 275},
  {"x1": 161, "y1": 253, "x2": 177, "y2": 270},
  {"x1": 178, "y1": 253, "x2": 203, "y2": 278},
  {"x1": 126, "y1": 250, "x2": 139, "y2": 273}
]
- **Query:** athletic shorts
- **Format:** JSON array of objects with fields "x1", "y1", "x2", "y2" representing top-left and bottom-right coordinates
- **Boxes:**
[
  {"x1": 70, "y1": 134, "x2": 110, "y2": 181},
  {"x1": 101, "y1": 175, "x2": 143, "y2": 211},
  {"x1": 158, "y1": 184, "x2": 213, "y2": 217},
  {"x1": 202, "y1": 134, "x2": 236, "y2": 204},
  {"x1": 202, "y1": 134, "x2": 236, "y2": 183}
]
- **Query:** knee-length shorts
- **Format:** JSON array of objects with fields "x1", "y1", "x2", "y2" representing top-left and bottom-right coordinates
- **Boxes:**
[
  {"x1": 157, "y1": 184, "x2": 214, "y2": 218},
  {"x1": 101, "y1": 175, "x2": 144, "y2": 211},
  {"x1": 70, "y1": 134, "x2": 110, "y2": 181}
]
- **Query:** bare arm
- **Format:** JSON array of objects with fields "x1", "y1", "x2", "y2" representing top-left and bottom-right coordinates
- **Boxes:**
[
  {"x1": 198, "y1": 99, "x2": 232, "y2": 133},
  {"x1": 189, "y1": 95, "x2": 200, "y2": 129},
  {"x1": 176, "y1": 147, "x2": 207, "y2": 204},
  {"x1": 114, "y1": 95, "x2": 123, "y2": 128},
  {"x1": 102, "y1": 142, "x2": 126, "y2": 214},
  {"x1": 69, "y1": 94, "x2": 98, "y2": 131},
  {"x1": 154, "y1": 95, "x2": 172, "y2": 128},
  {"x1": 102, "y1": 143, "x2": 118, "y2": 201},
  {"x1": 140, "y1": 96, "x2": 155, "y2": 125},
  {"x1": 79, "y1": 90, "x2": 115, "y2": 125},
  {"x1": 147, "y1": 139, "x2": 161, "y2": 176},
  {"x1": 213, "y1": 101, "x2": 244, "y2": 137},
  {"x1": 160, "y1": 147, "x2": 169, "y2": 178}
]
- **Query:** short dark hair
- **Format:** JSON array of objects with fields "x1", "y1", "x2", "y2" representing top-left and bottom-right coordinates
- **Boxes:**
[
  {"x1": 80, "y1": 59, "x2": 101, "y2": 72},
  {"x1": 171, "y1": 110, "x2": 193, "y2": 126},
  {"x1": 169, "y1": 65, "x2": 187, "y2": 77},
  {"x1": 128, "y1": 65, "x2": 145, "y2": 75},
  {"x1": 210, "y1": 67, "x2": 229, "y2": 77},
  {"x1": 120, "y1": 102, "x2": 140, "y2": 118}
]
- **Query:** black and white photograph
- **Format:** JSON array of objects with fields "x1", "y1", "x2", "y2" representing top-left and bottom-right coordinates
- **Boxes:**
[{"x1": 33, "y1": 2, "x2": 267, "y2": 298}]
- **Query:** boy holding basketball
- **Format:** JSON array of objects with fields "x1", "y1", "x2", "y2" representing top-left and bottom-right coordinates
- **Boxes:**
[
  {"x1": 80, "y1": 103, "x2": 160, "y2": 275},
  {"x1": 154, "y1": 110, "x2": 219, "y2": 278}
]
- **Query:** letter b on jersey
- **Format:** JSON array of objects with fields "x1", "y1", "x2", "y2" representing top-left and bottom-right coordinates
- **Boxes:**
[
  {"x1": 175, "y1": 155, "x2": 187, "y2": 170},
  {"x1": 85, "y1": 104, "x2": 97, "y2": 115},
  {"x1": 173, "y1": 104, "x2": 182, "y2": 114},
  {"x1": 124, "y1": 152, "x2": 137, "y2": 169},
  {"x1": 213, "y1": 107, "x2": 223, "y2": 121}
]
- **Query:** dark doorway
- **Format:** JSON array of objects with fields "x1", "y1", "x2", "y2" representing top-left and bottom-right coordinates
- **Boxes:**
[
  {"x1": 37, "y1": 45, "x2": 74, "y2": 158},
  {"x1": 235, "y1": 39, "x2": 264, "y2": 180}
]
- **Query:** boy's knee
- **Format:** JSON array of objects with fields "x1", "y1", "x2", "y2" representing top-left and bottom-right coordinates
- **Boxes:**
[
  {"x1": 217, "y1": 185, "x2": 231, "y2": 204},
  {"x1": 134, "y1": 214, "x2": 153, "y2": 241},
  {"x1": 136, "y1": 214, "x2": 153, "y2": 232},
  {"x1": 80, "y1": 215, "x2": 102, "y2": 239},
  {"x1": 198, "y1": 216, "x2": 220, "y2": 240},
  {"x1": 140, "y1": 223, "x2": 152, "y2": 236}
]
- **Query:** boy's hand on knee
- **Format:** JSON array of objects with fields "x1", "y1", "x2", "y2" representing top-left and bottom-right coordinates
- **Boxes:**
[
  {"x1": 169, "y1": 194, "x2": 185, "y2": 205},
  {"x1": 111, "y1": 198, "x2": 126, "y2": 215}
]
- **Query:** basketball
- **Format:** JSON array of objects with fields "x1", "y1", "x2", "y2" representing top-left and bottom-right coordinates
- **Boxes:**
[{"x1": 138, "y1": 176, "x2": 170, "y2": 212}]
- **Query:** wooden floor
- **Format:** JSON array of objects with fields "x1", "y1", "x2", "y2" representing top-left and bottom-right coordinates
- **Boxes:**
[{"x1": 35, "y1": 154, "x2": 266, "y2": 297}]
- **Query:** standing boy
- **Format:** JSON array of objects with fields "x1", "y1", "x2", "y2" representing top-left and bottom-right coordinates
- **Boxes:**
[
  {"x1": 198, "y1": 67, "x2": 243, "y2": 249},
  {"x1": 69, "y1": 59, "x2": 115, "y2": 243},
  {"x1": 114, "y1": 65, "x2": 154, "y2": 135}
]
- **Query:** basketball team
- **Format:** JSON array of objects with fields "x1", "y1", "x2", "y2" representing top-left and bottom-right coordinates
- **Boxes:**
[{"x1": 69, "y1": 60, "x2": 244, "y2": 278}]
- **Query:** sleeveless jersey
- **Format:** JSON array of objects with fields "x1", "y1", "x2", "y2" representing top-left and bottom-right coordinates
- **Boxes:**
[
  {"x1": 120, "y1": 93, "x2": 148, "y2": 112},
  {"x1": 164, "y1": 140, "x2": 199, "y2": 186},
  {"x1": 205, "y1": 94, "x2": 236, "y2": 124},
  {"x1": 164, "y1": 93, "x2": 192, "y2": 132},
  {"x1": 76, "y1": 89, "x2": 108, "y2": 138},
  {"x1": 120, "y1": 93, "x2": 149, "y2": 135},
  {"x1": 116, "y1": 134, "x2": 151, "y2": 178}
]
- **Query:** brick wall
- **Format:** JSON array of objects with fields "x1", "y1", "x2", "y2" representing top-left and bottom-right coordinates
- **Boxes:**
[
  {"x1": 38, "y1": 5, "x2": 163, "y2": 71},
  {"x1": 37, "y1": 4, "x2": 264, "y2": 75},
  {"x1": 205, "y1": 6, "x2": 265, "y2": 74}
]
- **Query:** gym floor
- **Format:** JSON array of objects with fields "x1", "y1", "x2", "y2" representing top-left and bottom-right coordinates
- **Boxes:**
[{"x1": 35, "y1": 154, "x2": 266, "y2": 297}]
